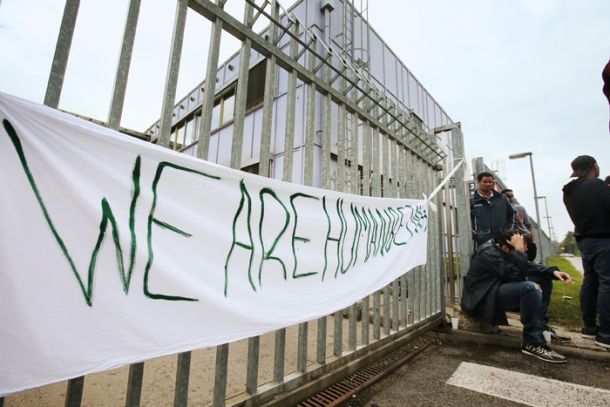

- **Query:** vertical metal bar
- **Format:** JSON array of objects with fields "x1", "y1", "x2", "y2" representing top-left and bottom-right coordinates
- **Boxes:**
[
  {"x1": 316, "y1": 317, "x2": 327, "y2": 364},
  {"x1": 348, "y1": 303, "x2": 357, "y2": 351},
  {"x1": 350, "y1": 113, "x2": 359, "y2": 193},
  {"x1": 361, "y1": 122, "x2": 371, "y2": 345},
  {"x1": 303, "y1": 38, "x2": 316, "y2": 186},
  {"x1": 197, "y1": 2, "x2": 225, "y2": 159},
  {"x1": 391, "y1": 279, "x2": 399, "y2": 331},
  {"x1": 124, "y1": 362, "x2": 144, "y2": 407},
  {"x1": 383, "y1": 286, "x2": 390, "y2": 336},
  {"x1": 427, "y1": 164, "x2": 435, "y2": 317},
  {"x1": 371, "y1": 125, "x2": 381, "y2": 339},
  {"x1": 373, "y1": 288, "x2": 381, "y2": 340},
  {"x1": 382, "y1": 134, "x2": 390, "y2": 335},
  {"x1": 157, "y1": 0, "x2": 188, "y2": 148},
  {"x1": 337, "y1": 106, "x2": 347, "y2": 190},
  {"x1": 230, "y1": 3, "x2": 253, "y2": 169},
  {"x1": 401, "y1": 273, "x2": 408, "y2": 327},
  {"x1": 246, "y1": 335, "x2": 260, "y2": 394},
  {"x1": 108, "y1": 0, "x2": 141, "y2": 130},
  {"x1": 333, "y1": 309, "x2": 343, "y2": 357},
  {"x1": 259, "y1": 0, "x2": 279, "y2": 177},
  {"x1": 251, "y1": 2, "x2": 280, "y2": 389},
  {"x1": 452, "y1": 126, "x2": 472, "y2": 293},
  {"x1": 392, "y1": 141, "x2": 400, "y2": 328},
  {"x1": 405, "y1": 151, "x2": 415, "y2": 325},
  {"x1": 212, "y1": 344, "x2": 229, "y2": 407},
  {"x1": 64, "y1": 376, "x2": 84, "y2": 407},
  {"x1": 349, "y1": 112, "x2": 359, "y2": 351},
  {"x1": 408, "y1": 266, "x2": 415, "y2": 325},
  {"x1": 445, "y1": 181, "x2": 456, "y2": 304},
  {"x1": 173, "y1": 351, "x2": 191, "y2": 407},
  {"x1": 273, "y1": 328, "x2": 286, "y2": 383},
  {"x1": 282, "y1": 21, "x2": 299, "y2": 182},
  {"x1": 321, "y1": 94, "x2": 331, "y2": 185},
  {"x1": 321, "y1": 7, "x2": 332, "y2": 190},
  {"x1": 297, "y1": 322, "x2": 308, "y2": 373},
  {"x1": 44, "y1": 0, "x2": 80, "y2": 108},
  {"x1": 438, "y1": 169, "x2": 447, "y2": 316},
  {"x1": 362, "y1": 295, "x2": 370, "y2": 345}
]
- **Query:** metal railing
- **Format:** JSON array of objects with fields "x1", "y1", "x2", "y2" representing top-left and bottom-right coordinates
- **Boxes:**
[{"x1": 2, "y1": 1, "x2": 471, "y2": 406}]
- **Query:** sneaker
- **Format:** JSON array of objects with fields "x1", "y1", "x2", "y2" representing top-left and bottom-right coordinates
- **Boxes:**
[
  {"x1": 581, "y1": 326, "x2": 598, "y2": 340},
  {"x1": 544, "y1": 326, "x2": 571, "y2": 343},
  {"x1": 595, "y1": 336, "x2": 610, "y2": 349},
  {"x1": 521, "y1": 343, "x2": 568, "y2": 363}
]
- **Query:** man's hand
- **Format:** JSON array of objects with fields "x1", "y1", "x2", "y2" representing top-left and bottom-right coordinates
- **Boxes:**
[
  {"x1": 507, "y1": 234, "x2": 527, "y2": 253},
  {"x1": 553, "y1": 270, "x2": 572, "y2": 284}
]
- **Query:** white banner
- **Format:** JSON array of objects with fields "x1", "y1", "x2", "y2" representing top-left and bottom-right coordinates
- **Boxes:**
[{"x1": 0, "y1": 92, "x2": 428, "y2": 395}]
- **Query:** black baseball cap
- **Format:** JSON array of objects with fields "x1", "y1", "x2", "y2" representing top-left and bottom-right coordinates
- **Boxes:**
[{"x1": 570, "y1": 155, "x2": 596, "y2": 177}]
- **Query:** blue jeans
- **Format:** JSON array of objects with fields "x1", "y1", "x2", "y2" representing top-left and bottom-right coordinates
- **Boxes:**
[
  {"x1": 497, "y1": 280, "x2": 548, "y2": 346},
  {"x1": 578, "y1": 238, "x2": 610, "y2": 340}
]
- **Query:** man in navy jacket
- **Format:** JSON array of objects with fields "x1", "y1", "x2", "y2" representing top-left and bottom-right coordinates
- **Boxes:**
[{"x1": 471, "y1": 172, "x2": 515, "y2": 249}]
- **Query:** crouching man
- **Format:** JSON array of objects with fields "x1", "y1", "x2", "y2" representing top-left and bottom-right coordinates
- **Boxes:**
[{"x1": 461, "y1": 230, "x2": 573, "y2": 363}]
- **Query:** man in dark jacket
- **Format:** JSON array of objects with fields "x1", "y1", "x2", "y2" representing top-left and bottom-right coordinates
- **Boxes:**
[
  {"x1": 471, "y1": 172, "x2": 515, "y2": 249},
  {"x1": 563, "y1": 155, "x2": 610, "y2": 349},
  {"x1": 461, "y1": 230, "x2": 572, "y2": 363}
]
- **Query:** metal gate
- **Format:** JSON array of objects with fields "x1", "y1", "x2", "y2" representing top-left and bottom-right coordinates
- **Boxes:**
[{"x1": 2, "y1": 0, "x2": 472, "y2": 405}]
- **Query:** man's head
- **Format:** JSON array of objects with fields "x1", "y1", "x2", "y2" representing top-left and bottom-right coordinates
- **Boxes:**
[
  {"x1": 501, "y1": 188, "x2": 514, "y2": 201},
  {"x1": 477, "y1": 172, "x2": 495, "y2": 194},
  {"x1": 605, "y1": 175, "x2": 610, "y2": 186},
  {"x1": 570, "y1": 155, "x2": 599, "y2": 178},
  {"x1": 496, "y1": 230, "x2": 524, "y2": 254}
]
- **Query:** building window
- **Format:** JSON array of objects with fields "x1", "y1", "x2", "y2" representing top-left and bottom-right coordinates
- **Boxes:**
[
  {"x1": 211, "y1": 91, "x2": 235, "y2": 131},
  {"x1": 246, "y1": 60, "x2": 267, "y2": 110}
]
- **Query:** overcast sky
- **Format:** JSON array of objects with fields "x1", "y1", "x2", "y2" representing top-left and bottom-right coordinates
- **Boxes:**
[{"x1": 1, "y1": 0, "x2": 609, "y2": 242}]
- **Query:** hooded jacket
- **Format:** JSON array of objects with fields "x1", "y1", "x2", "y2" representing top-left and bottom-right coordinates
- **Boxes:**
[
  {"x1": 562, "y1": 177, "x2": 610, "y2": 241},
  {"x1": 460, "y1": 241, "x2": 558, "y2": 325},
  {"x1": 471, "y1": 190, "x2": 515, "y2": 246}
]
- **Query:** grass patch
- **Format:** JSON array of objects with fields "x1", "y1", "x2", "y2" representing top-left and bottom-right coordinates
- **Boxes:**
[{"x1": 546, "y1": 257, "x2": 583, "y2": 332}]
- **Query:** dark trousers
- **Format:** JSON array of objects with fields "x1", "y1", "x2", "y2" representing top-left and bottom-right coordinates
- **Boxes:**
[
  {"x1": 496, "y1": 276, "x2": 552, "y2": 346},
  {"x1": 578, "y1": 238, "x2": 610, "y2": 340}
]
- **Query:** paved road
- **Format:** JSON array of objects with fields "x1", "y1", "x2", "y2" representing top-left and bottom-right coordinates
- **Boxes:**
[
  {"x1": 565, "y1": 256, "x2": 584, "y2": 274},
  {"x1": 348, "y1": 334, "x2": 610, "y2": 406}
]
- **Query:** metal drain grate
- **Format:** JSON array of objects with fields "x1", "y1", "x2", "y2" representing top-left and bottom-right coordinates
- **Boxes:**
[{"x1": 296, "y1": 341, "x2": 431, "y2": 407}]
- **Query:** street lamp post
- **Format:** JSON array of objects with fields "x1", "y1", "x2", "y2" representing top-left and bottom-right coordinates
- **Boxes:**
[
  {"x1": 536, "y1": 195, "x2": 553, "y2": 241},
  {"x1": 509, "y1": 151, "x2": 545, "y2": 263}
]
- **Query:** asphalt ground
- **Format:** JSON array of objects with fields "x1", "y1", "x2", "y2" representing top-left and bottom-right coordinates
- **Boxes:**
[{"x1": 345, "y1": 329, "x2": 610, "y2": 407}]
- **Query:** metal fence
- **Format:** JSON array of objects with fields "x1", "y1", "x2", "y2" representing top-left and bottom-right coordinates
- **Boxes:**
[{"x1": 2, "y1": 0, "x2": 472, "y2": 406}]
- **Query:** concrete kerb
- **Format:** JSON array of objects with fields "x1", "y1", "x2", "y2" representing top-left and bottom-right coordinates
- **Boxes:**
[{"x1": 434, "y1": 310, "x2": 610, "y2": 363}]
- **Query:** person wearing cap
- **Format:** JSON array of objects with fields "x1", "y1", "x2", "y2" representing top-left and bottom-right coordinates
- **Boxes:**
[
  {"x1": 563, "y1": 155, "x2": 610, "y2": 349},
  {"x1": 471, "y1": 172, "x2": 515, "y2": 249},
  {"x1": 502, "y1": 188, "x2": 537, "y2": 261},
  {"x1": 461, "y1": 230, "x2": 572, "y2": 363}
]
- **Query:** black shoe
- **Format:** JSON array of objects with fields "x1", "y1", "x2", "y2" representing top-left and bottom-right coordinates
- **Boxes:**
[
  {"x1": 581, "y1": 326, "x2": 598, "y2": 340},
  {"x1": 595, "y1": 335, "x2": 610, "y2": 349},
  {"x1": 521, "y1": 343, "x2": 567, "y2": 363},
  {"x1": 544, "y1": 326, "x2": 571, "y2": 343}
]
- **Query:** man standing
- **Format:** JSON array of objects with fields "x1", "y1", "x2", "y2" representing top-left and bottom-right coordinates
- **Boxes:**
[
  {"x1": 502, "y1": 188, "x2": 537, "y2": 261},
  {"x1": 563, "y1": 155, "x2": 610, "y2": 349},
  {"x1": 461, "y1": 231, "x2": 572, "y2": 363},
  {"x1": 471, "y1": 172, "x2": 515, "y2": 248}
]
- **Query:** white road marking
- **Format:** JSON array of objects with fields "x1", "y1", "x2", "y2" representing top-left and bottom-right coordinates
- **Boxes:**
[{"x1": 446, "y1": 361, "x2": 610, "y2": 406}]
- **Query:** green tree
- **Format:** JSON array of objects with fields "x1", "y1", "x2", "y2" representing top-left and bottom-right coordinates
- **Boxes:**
[{"x1": 560, "y1": 231, "x2": 579, "y2": 255}]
